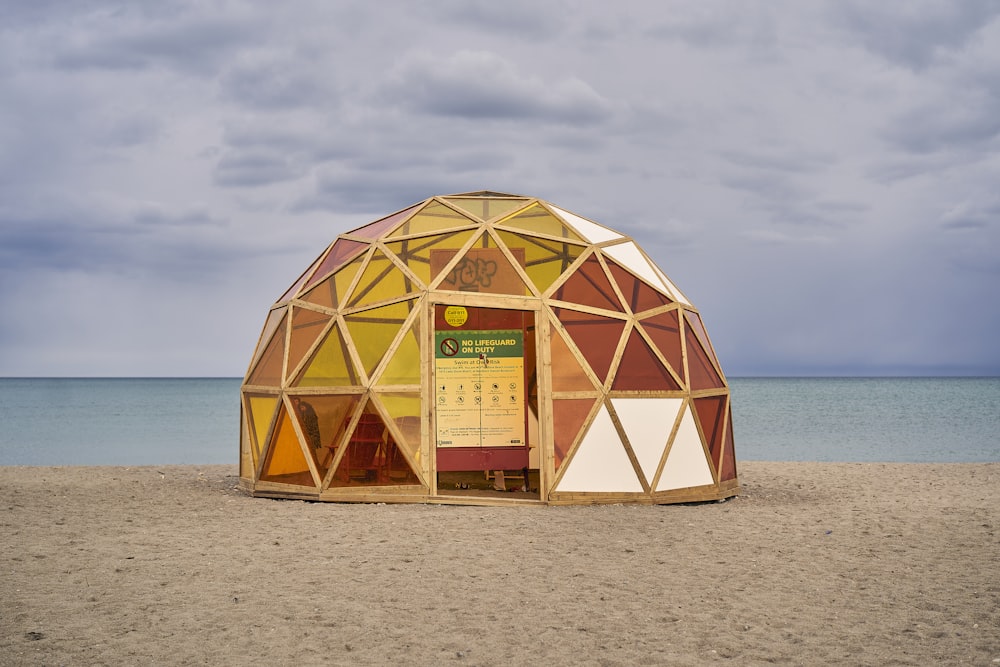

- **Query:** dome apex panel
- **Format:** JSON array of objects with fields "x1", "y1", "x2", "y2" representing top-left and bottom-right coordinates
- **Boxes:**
[{"x1": 241, "y1": 192, "x2": 738, "y2": 504}]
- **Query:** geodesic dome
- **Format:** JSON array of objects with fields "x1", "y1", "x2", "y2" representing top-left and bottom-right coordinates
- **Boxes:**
[{"x1": 239, "y1": 191, "x2": 738, "y2": 505}]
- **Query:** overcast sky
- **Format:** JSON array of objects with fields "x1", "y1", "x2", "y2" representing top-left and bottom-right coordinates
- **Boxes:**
[{"x1": 2, "y1": 1, "x2": 998, "y2": 377}]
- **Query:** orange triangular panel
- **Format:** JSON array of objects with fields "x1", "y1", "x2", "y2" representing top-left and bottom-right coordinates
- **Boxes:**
[
  {"x1": 552, "y1": 255, "x2": 624, "y2": 312},
  {"x1": 286, "y1": 308, "x2": 333, "y2": 381},
  {"x1": 260, "y1": 404, "x2": 315, "y2": 487},
  {"x1": 553, "y1": 308, "x2": 627, "y2": 385},
  {"x1": 552, "y1": 398, "x2": 598, "y2": 472},
  {"x1": 612, "y1": 328, "x2": 681, "y2": 391},
  {"x1": 685, "y1": 323, "x2": 725, "y2": 390},
  {"x1": 434, "y1": 244, "x2": 530, "y2": 296},
  {"x1": 550, "y1": 326, "x2": 596, "y2": 391},
  {"x1": 289, "y1": 394, "x2": 359, "y2": 482},
  {"x1": 639, "y1": 310, "x2": 685, "y2": 386},
  {"x1": 247, "y1": 312, "x2": 287, "y2": 386},
  {"x1": 606, "y1": 259, "x2": 673, "y2": 313},
  {"x1": 327, "y1": 404, "x2": 399, "y2": 487}
]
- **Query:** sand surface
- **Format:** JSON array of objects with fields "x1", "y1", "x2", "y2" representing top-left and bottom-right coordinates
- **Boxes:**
[{"x1": 2, "y1": 462, "x2": 998, "y2": 666}]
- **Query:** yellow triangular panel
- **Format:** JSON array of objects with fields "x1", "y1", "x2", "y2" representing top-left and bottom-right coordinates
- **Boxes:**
[
  {"x1": 376, "y1": 320, "x2": 421, "y2": 385},
  {"x1": 386, "y1": 230, "x2": 477, "y2": 287},
  {"x1": 443, "y1": 197, "x2": 529, "y2": 222},
  {"x1": 348, "y1": 250, "x2": 417, "y2": 308},
  {"x1": 496, "y1": 203, "x2": 585, "y2": 241},
  {"x1": 344, "y1": 300, "x2": 415, "y2": 379},
  {"x1": 294, "y1": 323, "x2": 357, "y2": 387},
  {"x1": 495, "y1": 230, "x2": 585, "y2": 294},
  {"x1": 387, "y1": 201, "x2": 477, "y2": 237},
  {"x1": 247, "y1": 394, "x2": 279, "y2": 465}
]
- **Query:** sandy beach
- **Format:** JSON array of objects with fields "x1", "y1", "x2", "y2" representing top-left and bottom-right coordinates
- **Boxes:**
[{"x1": 2, "y1": 462, "x2": 998, "y2": 666}]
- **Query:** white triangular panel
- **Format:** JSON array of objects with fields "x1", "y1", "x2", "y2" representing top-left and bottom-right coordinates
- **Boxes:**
[
  {"x1": 652, "y1": 264, "x2": 691, "y2": 306},
  {"x1": 611, "y1": 398, "x2": 682, "y2": 484},
  {"x1": 603, "y1": 242, "x2": 672, "y2": 297},
  {"x1": 555, "y1": 406, "x2": 643, "y2": 493},
  {"x1": 550, "y1": 205, "x2": 623, "y2": 243},
  {"x1": 656, "y1": 406, "x2": 714, "y2": 491}
]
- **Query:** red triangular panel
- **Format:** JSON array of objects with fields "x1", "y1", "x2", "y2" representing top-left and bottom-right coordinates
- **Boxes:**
[
  {"x1": 685, "y1": 323, "x2": 725, "y2": 390},
  {"x1": 553, "y1": 308, "x2": 627, "y2": 385},
  {"x1": 720, "y1": 409, "x2": 737, "y2": 482},
  {"x1": 612, "y1": 328, "x2": 681, "y2": 391},
  {"x1": 638, "y1": 310, "x2": 685, "y2": 386},
  {"x1": 552, "y1": 255, "x2": 624, "y2": 312},
  {"x1": 693, "y1": 395, "x2": 726, "y2": 476},
  {"x1": 302, "y1": 239, "x2": 368, "y2": 292},
  {"x1": 606, "y1": 260, "x2": 673, "y2": 313},
  {"x1": 552, "y1": 398, "x2": 598, "y2": 472}
]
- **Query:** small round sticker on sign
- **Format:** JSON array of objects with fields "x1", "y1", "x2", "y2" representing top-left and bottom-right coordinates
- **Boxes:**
[{"x1": 444, "y1": 306, "x2": 468, "y2": 327}]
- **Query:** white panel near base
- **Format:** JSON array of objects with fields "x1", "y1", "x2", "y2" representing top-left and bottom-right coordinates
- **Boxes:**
[
  {"x1": 656, "y1": 406, "x2": 715, "y2": 491},
  {"x1": 555, "y1": 405, "x2": 643, "y2": 493},
  {"x1": 611, "y1": 398, "x2": 682, "y2": 484},
  {"x1": 602, "y1": 242, "x2": 672, "y2": 297},
  {"x1": 550, "y1": 205, "x2": 623, "y2": 243}
]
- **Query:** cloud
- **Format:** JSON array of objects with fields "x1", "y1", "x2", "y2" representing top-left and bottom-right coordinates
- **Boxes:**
[{"x1": 378, "y1": 50, "x2": 616, "y2": 125}]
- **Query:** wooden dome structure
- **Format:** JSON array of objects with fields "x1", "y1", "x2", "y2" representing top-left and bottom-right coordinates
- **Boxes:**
[{"x1": 239, "y1": 192, "x2": 738, "y2": 505}]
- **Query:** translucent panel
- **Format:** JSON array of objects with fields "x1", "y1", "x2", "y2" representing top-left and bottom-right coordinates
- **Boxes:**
[
  {"x1": 277, "y1": 250, "x2": 324, "y2": 303},
  {"x1": 294, "y1": 323, "x2": 358, "y2": 387},
  {"x1": 434, "y1": 245, "x2": 531, "y2": 296},
  {"x1": 639, "y1": 310, "x2": 685, "y2": 385},
  {"x1": 376, "y1": 320, "x2": 422, "y2": 385},
  {"x1": 301, "y1": 253, "x2": 366, "y2": 310},
  {"x1": 379, "y1": 392, "x2": 423, "y2": 463},
  {"x1": 286, "y1": 308, "x2": 333, "y2": 381},
  {"x1": 556, "y1": 406, "x2": 642, "y2": 493},
  {"x1": 246, "y1": 393, "x2": 279, "y2": 466},
  {"x1": 612, "y1": 328, "x2": 681, "y2": 391},
  {"x1": 443, "y1": 197, "x2": 529, "y2": 221},
  {"x1": 551, "y1": 398, "x2": 598, "y2": 472},
  {"x1": 348, "y1": 203, "x2": 421, "y2": 239},
  {"x1": 327, "y1": 405, "x2": 413, "y2": 487},
  {"x1": 694, "y1": 395, "x2": 727, "y2": 477},
  {"x1": 606, "y1": 259, "x2": 673, "y2": 313},
  {"x1": 343, "y1": 300, "x2": 414, "y2": 378},
  {"x1": 496, "y1": 203, "x2": 584, "y2": 241},
  {"x1": 720, "y1": 410, "x2": 737, "y2": 482},
  {"x1": 551, "y1": 254, "x2": 624, "y2": 312},
  {"x1": 657, "y1": 406, "x2": 714, "y2": 491},
  {"x1": 495, "y1": 231, "x2": 586, "y2": 294},
  {"x1": 302, "y1": 238, "x2": 368, "y2": 292},
  {"x1": 289, "y1": 394, "x2": 359, "y2": 482},
  {"x1": 348, "y1": 249, "x2": 418, "y2": 308},
  {"x1": 685, "y1": 323, "x2": 725, "y2": 390},
  {"x1": 612, "y1": 398, "x2": 682, "y2": 484},
  {"x1": 602, "y1": 243, "x2": 671, "y2": 298},
  {"x1": 260, "y1": 404, "x2": 316, "y2": 487},
  {"x1": 549, "y1": 205, "x2": 623, "y2": 243},
  {"x1": 247, "y1": 312, "x2": 287, "y2": 387},
  {"x1": 387, "y1": 201, "x2": 476, "y2": 237},
  {"x1": 248, "y1": 307, "x2": 286, "y2": 376},
  {"x1": 553, "y1": 308, "x2": 627, "y2": 385},
  {"x1": 685, "y1": 311, "x2": 722, "y2": 370},
  {"x1": 549, "y1": 326, "x2": 595, "y2": 392},
  {"x1": 374, "y1": 393, "x2": 423, "y2": 484},
  {"x1": 386, "y1": 229, "x2": 476, "y2": 287}
]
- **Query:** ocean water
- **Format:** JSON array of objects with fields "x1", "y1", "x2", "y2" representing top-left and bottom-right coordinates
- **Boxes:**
[{"x1": 0, "y1": 377, "x2": 997, "y2": 466}]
